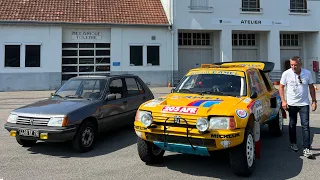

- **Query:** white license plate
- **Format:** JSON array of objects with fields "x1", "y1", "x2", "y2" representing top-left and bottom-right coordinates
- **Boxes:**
[{"x1": 18, "y1": 129, "x2": 39, "y2": 137}]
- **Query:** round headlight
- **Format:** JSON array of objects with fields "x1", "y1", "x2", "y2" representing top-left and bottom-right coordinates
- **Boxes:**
[
  {"x1": 141, "y1": 113, "x2": 153, "y2": 127},
  {"x1": 196, "y1": 118, "x2": 209, "y2": 132}
]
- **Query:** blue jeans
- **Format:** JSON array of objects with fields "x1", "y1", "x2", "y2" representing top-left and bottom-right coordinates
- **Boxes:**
[{"x1": 288, "y1": 105, "x2": 311, "y2": 149}]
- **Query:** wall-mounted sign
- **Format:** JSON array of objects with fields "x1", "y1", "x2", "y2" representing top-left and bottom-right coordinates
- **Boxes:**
[
  {"x1": 71, "y1": 31, "x2": 102, "y2": 40},
  {"x1": 213, "y1": 18, "x2": 290, "y2": 26},
  {"x1": 113, "y1": 62, "x2": 121, "y2": 66}
]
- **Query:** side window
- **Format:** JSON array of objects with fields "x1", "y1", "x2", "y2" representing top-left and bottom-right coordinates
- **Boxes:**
[
  {"x1": 109, "y1": 78, "x2": 123, "y2": 99},
  {"x1": 125, "y1": 78, "x2": 144, "y2": 96},
  {"x1": 259, "y1": 70, "x2": 272, "y2": 91},
  {"x1": 248, "y1": 70, "x2": 266, "y2": 95}
]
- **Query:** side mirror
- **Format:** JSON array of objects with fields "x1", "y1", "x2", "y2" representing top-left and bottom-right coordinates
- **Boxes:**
[
  {"x1": 250, "y1": 91, "x2": 258, "y2": 99},
  {"x1": 106, "y1": 94, "x2": 116, "y2": 101}
]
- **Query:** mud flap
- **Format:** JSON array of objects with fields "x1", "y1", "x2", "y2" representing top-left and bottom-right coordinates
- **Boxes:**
[{"x1": 254, "y1": 121, "x2": 261, "y2": 159}]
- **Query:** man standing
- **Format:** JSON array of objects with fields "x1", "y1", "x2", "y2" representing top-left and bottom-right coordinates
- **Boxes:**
[{"x1": 279, "y1": 56, "x2": 317, "y2": 159}]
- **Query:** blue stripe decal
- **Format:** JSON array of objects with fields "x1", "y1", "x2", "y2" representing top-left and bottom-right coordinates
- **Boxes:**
[
  {"x1": 192, "y1": 100, "x2": 207, "y2": 106},
  {"x1": 202, "y1": 101, "x2": 221, "y2": 107},
  {"x1": 154, "y1": 142, "x2": 210, "y2": 156}
]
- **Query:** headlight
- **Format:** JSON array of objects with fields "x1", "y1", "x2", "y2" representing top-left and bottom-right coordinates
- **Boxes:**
[
  {"x1": 136, "y1": 110, "x2": 153, "y2": 127},
  {"x1": 196, "y1": 118, "x2": 209, "y2": 132},
  {"x1": 48, "y1": 117, "x2": 68, "y2": 127},
  {"x1": 209, "y1": 117, "x2": 235, "y2": 130},
  {"x1": 7, "y1": 114, "x2": 18, "y2": 123}
]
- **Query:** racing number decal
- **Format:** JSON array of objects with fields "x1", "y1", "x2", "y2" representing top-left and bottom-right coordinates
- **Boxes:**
[{"x1": 162, "y1": 106, "x2": 199, "y2": 114}]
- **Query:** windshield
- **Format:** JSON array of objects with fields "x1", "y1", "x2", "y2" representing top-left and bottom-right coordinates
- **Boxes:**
[
  {"x1": 54, "y1": 78, "x2": 107, "y2": 100},
  {"x1": 175, "y1": 73, "x2": 246, "y2": 97}
]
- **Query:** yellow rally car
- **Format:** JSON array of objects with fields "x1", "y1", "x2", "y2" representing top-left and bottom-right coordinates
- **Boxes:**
[{"x1": 134, "y1": 61, "x2": 287, "y2": 177}]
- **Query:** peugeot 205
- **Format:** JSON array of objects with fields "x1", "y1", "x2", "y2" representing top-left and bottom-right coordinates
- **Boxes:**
[
  {"x1": 133, "y1": 62, "x2": 286, "y2": 177},
  {"x1": 4, "y1": 74, "x2": 154, "y2": 153}
]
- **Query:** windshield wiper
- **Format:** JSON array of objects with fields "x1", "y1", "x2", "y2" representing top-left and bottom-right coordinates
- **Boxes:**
[
  {"x1": 64, "y1": 95, "x2": 83, "y2": 99},
  {"x1": 51, "y1": 93, "x2": 65, "y2": 99}
]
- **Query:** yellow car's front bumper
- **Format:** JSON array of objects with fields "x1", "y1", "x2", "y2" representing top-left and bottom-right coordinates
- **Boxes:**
[{"x1": 134, "y1": 121, "x2": 245, "y2": 156}]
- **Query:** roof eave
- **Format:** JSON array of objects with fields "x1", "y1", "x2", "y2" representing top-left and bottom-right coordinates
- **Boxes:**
[{"x1": 0, "y1": 20, "x2": 171, "y2": 27}]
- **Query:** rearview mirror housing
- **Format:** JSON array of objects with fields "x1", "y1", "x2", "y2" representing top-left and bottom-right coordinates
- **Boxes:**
[{"x1": 106, "y1": 94, "x2": 116, "y2": 101}]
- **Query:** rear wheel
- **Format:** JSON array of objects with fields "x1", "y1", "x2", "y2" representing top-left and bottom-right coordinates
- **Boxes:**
[
  {"x1": 137, "y1": 137, "x2": 165, "y2": 164},
  {"x1": 268, "y1": 109, "x2": 283, "y2": 137},
  {"x1": 16, "y1": 136, "x2": 37, "y2": 147},
  {"x1": 229, "y1": 127, "x2": 255, "y2": 177}
]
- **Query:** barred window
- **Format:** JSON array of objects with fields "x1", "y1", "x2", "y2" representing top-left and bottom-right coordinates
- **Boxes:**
[
  {"x1": 189, "y1": 0, "x2": 212, "y2": 11},
  {"x1": 178, "y1": 32, "x2": 211, "y2": 46},
  {"x1": 280, "y1": 34, "x2": 299, "y2": 46},
  {"x1": 290, "y1": 0, "x2": 308, "y2": 13},
  {"x1": 242, "y1": 0, "x2": 260, "y2": 12},
  {"x1": 232, "y1": 33, "x2": 256, "y2": 46}
]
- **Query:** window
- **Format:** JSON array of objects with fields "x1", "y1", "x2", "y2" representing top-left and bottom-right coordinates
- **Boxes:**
[
  {"x1": 147, "y1": 46, "x2": 160, "y2": 66},
  {"x1": 232, "y1": 33, "x2": 256, "y2": 46},
  {"x1": 125, "y1": 78, "x2": 144, "y2": 96},
  {"x1": 178, "y1": 32, "x2": 211, "y2": 46},
  {"x1": 290, "y1": 0, "x2": 308, "y2": 13},
  {"x1": 130, "y1": 46, "x2": 143, "y2": 66},
  {"x1": 61, "y1": 43, "x2": 111, "y2": 81},
  {"x1": 280, "y1": 34, "x2": 299, "y2": 46},
  {"x1": 242, "y1": 0, "x2": 260, "y2": 12},
  {"x1": 189, "y1": 0, "x2": 212, "y2": 11},
  {"x1": 248, "y1": 70, "x2": 266, "y2": 95},
  {"x1": 109, "y1": 78, "x2": 124, "y2": 99},
  {"x1": 5, "y1": 45, "x2": 20, "y2": 67},
  {"x1": 25, "y1": 45, "x2": 40, "y2": 67}
]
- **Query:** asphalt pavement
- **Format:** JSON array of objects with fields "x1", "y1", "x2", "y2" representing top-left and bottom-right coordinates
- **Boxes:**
[{"x1": 0, "y1": 87, "x2": 320, "y2": 180}]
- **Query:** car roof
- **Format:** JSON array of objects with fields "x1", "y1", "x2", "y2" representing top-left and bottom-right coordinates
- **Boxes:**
[
  {"x1": 189, "y1": 66, "x2": 251, "y2": 73},
  {"x1": 71, "y1": 74, "x2": 138, "y2": 80}
]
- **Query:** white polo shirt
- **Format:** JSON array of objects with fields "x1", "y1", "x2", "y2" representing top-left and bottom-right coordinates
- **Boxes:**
[{"x1": 280, "y1": 68, "x2": 314, "y2": 106}]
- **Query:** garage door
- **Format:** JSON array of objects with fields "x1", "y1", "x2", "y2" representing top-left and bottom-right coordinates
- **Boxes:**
[
  {"x1": 280, "y1": 49, "x2": 301, "y2": 71},
  {"x1": 178, "y1": 48, "x2": 213, "y2": 78},
  {"x1": 232, "y1": 49, "x2": 258, "y2": 61},
  {"x1": 61, "y1": 43, "x2": 111, "y2": 82}
]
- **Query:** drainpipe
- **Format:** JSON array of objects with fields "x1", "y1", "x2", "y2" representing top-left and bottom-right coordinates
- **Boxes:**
[{"x1": 170, "y1": 0, "x2": 174, "y2": 86}]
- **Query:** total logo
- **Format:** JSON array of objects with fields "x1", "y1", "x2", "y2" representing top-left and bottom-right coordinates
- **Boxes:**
[{"x1": 236, "y1": 109, "x2": 248, "y2": 119}]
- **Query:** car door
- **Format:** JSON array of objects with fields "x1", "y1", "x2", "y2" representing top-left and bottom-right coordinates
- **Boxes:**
[
  {"x1": 100, "y1": 77, "x2": 127, "y2": 130},
  {"x1": 123, "y1": 77, "x2": 147, "y2": 124},
  {"x1": 247, "y1": 69, "x2": 270, "y2": 124}
]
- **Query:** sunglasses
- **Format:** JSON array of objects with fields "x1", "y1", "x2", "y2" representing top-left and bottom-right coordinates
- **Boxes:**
[{"x1": 298, "y1": 75, "x2": 302, "y2": 84}]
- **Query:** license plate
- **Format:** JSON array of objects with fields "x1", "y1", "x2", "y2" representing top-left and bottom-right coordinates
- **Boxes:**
[{"x1": 18, "y1": 129, "x2": 39, "y2": 137}]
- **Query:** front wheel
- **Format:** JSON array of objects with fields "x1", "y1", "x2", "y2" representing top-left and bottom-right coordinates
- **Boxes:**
[
  {"x1": 229, "y1": 127, "x2": 255, "y2": 177},
  {"x1": 72, "y1": 121, "x2": 97, "y2": 153},
  {"x1": 137, "y1": 137, "x2": 165, "y2": 164}
]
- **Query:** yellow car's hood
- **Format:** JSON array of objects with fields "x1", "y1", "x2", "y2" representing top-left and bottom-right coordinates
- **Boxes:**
[{"x1": 140, "y1": 93, "x2": 245, "y2": 116}]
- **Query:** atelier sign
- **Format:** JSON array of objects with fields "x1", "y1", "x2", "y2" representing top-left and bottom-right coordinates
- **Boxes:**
[{"x1": 72, "y1": 31, "x2": 102, "y2": 40}]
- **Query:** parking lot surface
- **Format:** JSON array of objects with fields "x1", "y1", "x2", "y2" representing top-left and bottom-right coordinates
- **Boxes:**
[{"x1": 1, "y1": 87, "x2": 320, "y2": 180}]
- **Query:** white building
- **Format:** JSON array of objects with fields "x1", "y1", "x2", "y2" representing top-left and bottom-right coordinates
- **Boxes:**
[
  {"x1": 162, "y1": 0, "x2": 320, "y2": 84},
  {"x1": 0, "y1": 0, "x2": 172, "y2": 91}
]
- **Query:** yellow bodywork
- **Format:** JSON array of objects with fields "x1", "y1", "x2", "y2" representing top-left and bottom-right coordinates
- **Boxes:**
[{"x1": 134, "y1": 62, "x2": 279, "y2": 155}]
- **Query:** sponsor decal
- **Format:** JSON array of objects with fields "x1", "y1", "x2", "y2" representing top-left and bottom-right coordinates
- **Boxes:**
[
  {"x1": 187, "y1": 99, "x2": 223, "y2": 107},
  {"x1": 162, "y1": 106, "x2": 199, "y2": 114},
  {"x1": 220, "y1": 140, "x2": 231, "y2": 148},
  {"x1": 134, "y1": 126, "x2": 147, "y2": 130},
  {"x1": 211, "y1": 133, "x2": 240, "y2": 139},
  {"x1": 243, "y1": 97, "x2": 252, "y2": 104},
  {"x1": 144, "y1": 100, "x2": 163, "y2": 107},
  {"x1": 236, "y1": 109, "x2": 248, "y2": 119},
  {"x1": 254, "y1": 100, "x2": 263, "y2": 122}
]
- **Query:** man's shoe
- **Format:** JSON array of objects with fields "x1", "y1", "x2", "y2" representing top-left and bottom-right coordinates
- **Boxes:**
[
  {"x1": 303, "y1": 148, "x2": 314, "y2": 159},
  {"x1": 291, "y1": 144, "x2": 298, "y2": 152}
]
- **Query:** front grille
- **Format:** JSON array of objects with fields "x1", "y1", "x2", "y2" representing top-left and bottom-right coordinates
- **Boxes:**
[
  {"x1": 145, "y1": 133, "x2": 216, "y2": 148},
  {"x1": 16, "y1": 116, "x2": 50, "y2": 126}
]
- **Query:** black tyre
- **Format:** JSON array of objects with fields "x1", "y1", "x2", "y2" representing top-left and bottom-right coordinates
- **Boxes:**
[
  {"x1": 229, "y1": 127, "x2": 255, "y2": 177},
  {"x1": 268, "y1": 109, "x2": 284, "y2": 137},
  {"x1": 72, "y1": 121, "x2": 97, "y2": 153},
  {"x1": 137, "y1": 137, "x2": 165, "y2": 164},
  {"x1": 16, "y1": 136, "x2": 37, "y2": 147}
]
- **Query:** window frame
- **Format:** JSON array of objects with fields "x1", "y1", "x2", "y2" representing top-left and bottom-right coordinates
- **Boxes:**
[
  {"x1": 241, "y1": 0, "x2": 261, "y2": 12},
  {"x1": 4, "y1": 44, "x2": 21, "y2": 68},
  {"x1": 289, "y1": 0, "x2": 308, "y2": 13},
  {"x1": 129, "y1": 45, "x2": 143, "y2": 66},
  {"x1": 25, "y1": 44, "x2": 41, "y2": 68},
  {"x1": 189, "y1": 0, "x2": 213, "y2": 11},
  {"x1": 147, "y1": 45, "x2": 160, "y2": 66}
]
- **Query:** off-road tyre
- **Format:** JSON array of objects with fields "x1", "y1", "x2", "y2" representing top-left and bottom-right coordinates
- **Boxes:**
[{"x1": 137, "y1": 137, "x2": 165, "y2": 164}]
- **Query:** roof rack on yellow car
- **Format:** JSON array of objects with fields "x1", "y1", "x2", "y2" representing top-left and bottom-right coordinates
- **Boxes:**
[{"x1": 200, "y1": 64, "x2": 245, "y2": 68}]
